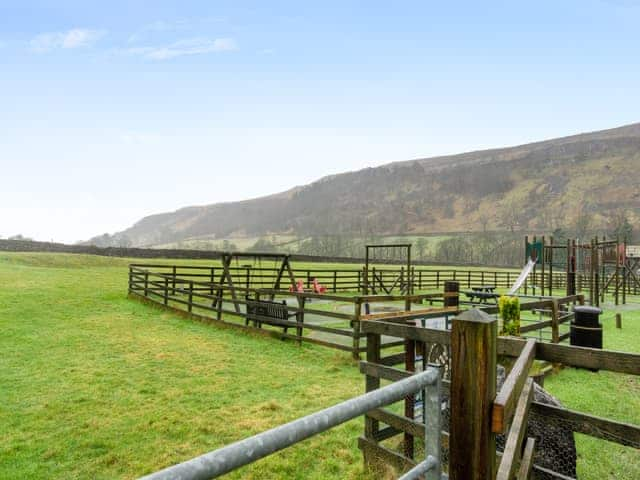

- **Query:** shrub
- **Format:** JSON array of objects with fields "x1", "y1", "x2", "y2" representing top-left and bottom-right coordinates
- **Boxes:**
[{"x1": 499, "y1": 295, "x2": 520, "y2": 336}]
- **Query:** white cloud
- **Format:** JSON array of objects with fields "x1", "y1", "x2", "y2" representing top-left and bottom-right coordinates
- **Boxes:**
[
  {"x1": 127, "y1": 17, "x2": 227, "y2": 43},
  {"x1": 127, "y1": 37, "x2": 237, "y2": 60},
  {"x1": 30, "y1": 29, "x2": 106, "y2": 53},
  {"x1": 127, "y1": 19, "x2": 191, "y2": 43}
]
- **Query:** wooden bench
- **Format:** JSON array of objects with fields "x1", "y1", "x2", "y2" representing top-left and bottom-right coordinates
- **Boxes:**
[{"x1": 245, "y1": 296, "x2": 298, "y2": 333}]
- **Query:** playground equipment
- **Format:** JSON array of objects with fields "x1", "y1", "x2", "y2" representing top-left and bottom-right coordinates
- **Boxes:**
[
  {"x1": 311, "y1": 277, "x2": 327, "y2": 294},
  {"x1": 363, "y1": 243, "x2": 414, "y2": 315},
  {"x1": 289, "y1": 277, "x2": 327, "y2": 294},
  {"x1": 289, "y1": 279, "x2": 305, "y2": 293},
  {"x1": 507, "y1": 258, "x2": 536, "y2": 295},
  {"x1": 363, "y1": 244, "x2": 413, "y2": 295},
  {"x1": 217, "y1": 252, "x2": 298, "y2": 312},
  {"x1": 523, "y1": 235, "x2": 640, "y2": 305}
]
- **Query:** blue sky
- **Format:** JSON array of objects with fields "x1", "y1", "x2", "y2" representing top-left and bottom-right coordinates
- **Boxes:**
[{"x1": 1, "y1": 1, "x2": 639, "y2": 243}]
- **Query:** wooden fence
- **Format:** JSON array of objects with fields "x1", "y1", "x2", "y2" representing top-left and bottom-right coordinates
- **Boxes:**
[
  {"x1": 359, "y1": 311, "x2": 640, "y2": 479},
  {"x1": 127, "y1": 264, "x2": 639, "y2": 477},
  {"x1": 128, "y1": 265, "x2": 458, "y2": 358},
  {"x1": 128, "y1": 263, "x2": 584, "y2": 361},
  {"x1": 128, "y1": 263, "x2": 639, "y2": 297}
]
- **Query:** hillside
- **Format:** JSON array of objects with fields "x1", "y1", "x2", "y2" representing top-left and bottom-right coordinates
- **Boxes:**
[{"x1": 91, "y1": 122, "x2": 640, "y2": 247}]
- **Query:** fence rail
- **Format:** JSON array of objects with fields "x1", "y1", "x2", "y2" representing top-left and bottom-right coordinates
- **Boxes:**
[
  {"x1": 128, "y1": 265, "x2": 455, "y2": 358},
  {"x1": 129, "y1": 262, "x2": 640, "y2": 298},
  {"x1": 127, "y1": 260, "x2": 640, "y2": 478},
  {"x1": 359, "y1": 314, "x2": 640, "y2": 479},
  {"x1": 129, "y1": 263, "x2": 590, "y2": 363}
]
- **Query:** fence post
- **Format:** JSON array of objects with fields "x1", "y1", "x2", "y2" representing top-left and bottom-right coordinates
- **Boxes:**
[
  {"x1": 188, "y1": 281, "x2": 193, "y2": 313},
  {"x1": 363, "y1": 329, "x2": 381, "y2": 454},
  {"x1": 352, "y1": 299, "x2": 362, "y2": 360},
  {"x1": 216, "y1": 287, "x2": 223, "y2": 321},
  {"x1": 450, "y1": 309, "x2": 497, "y2": 480},
  {"x1": 550, "y1": 299, "x2": 560, "y2": 343},
  {"x1": 414, "y1": 268, "x2": 418, "y2": 293},
  {"x1": 144, "y1": 272, "x2": 149, "y2": 297},
  {"x1": 128, "y1": 267, "x2": 133, "y2": 294},
  {"x1": 296, "y1": 295, "x2": 306, "y2": 345},
  {"x1": 372, "y1": 267, "x2": 377, "y2": 293},
  {"x1": 425, "y1": 364, "x2": 443, "y2": 480},
  {"x1": 163, "y1": 277, "x2": 169, "y2": 305},
  {"x1": 403, "y1": 290, "x2": 415, "y2": 458},
  {"x1": 404, "y1": 334, "x2": 416, "y2": 458},
  {"x1": 172, "y1": 266, "x2": 176, "y2": 295}
]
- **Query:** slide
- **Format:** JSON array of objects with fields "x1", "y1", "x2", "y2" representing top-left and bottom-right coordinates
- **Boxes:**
[{"x1": 507, "y1": 258, "x2": 536, "y2": 295}]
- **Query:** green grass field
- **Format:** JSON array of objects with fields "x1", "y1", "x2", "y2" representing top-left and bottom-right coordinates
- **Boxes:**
[
  {"x1": 0, "y1": 253, "x2": 369, "y2": 479},
  {"x1": 544, "y1": 307, "x2": 640, "y2": 479},
  {"x1": 1, "y1": 252, "x2": 639, "y2": 479}
]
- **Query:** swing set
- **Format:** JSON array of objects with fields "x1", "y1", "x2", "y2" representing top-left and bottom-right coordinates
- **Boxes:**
[{"x1": 211, "y1": 252, "x2": 297, "y2": 313}]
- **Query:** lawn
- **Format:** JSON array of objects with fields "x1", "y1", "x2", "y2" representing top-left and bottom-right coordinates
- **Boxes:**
[
  {"x1": 1, "y1": 252, "x2": 638, "y2": 479},
  {"x1": 0, "y1": 253, "x2": 369, "y2": 479},
  {"x1": 543, "y1": 307, "x2": 640, "y2": 480}
]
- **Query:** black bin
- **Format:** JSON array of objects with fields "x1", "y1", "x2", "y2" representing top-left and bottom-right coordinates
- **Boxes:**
[
  {"x1": 444, "y1": 281, "x2": 459, "y2": 308},
  {"x1": 571, "y1": 306, "x2": 603, "y2": 350}
]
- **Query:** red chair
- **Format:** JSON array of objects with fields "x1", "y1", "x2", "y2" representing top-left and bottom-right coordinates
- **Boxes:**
[
  {"x1": 312, "y1": 278, "x2": 327, "y2": 294},
  {"x1": 289, "y1": 279, "x2": 305, "y2": 293}
]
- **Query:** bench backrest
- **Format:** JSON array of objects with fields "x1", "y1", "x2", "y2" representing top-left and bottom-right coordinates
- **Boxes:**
[{"x1": 246, "y1": 298, "x2": 290, "y2": 319}]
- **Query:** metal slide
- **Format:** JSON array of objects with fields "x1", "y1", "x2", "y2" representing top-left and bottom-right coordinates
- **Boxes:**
[{"x1": 507, "y1": 258, "x2": 536, "y2": 295}]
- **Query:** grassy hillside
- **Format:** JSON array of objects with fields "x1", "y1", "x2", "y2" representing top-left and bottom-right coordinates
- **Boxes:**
[
  {"x1": 1, "y1": 252, "x2": 639, "y2": 479},
  {"x1": 91, "y1": 122, "x2": 640, "y2": 247}
]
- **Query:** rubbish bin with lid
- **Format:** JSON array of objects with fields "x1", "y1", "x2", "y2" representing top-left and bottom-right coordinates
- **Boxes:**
[{"x1": 570, "y1": 305, "x2": 603, "y2": 349}]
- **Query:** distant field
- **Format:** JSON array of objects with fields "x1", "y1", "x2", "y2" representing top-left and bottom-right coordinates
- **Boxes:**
[
  {"x1": 153, "y1": 234, "x2": 299, "y2": 251},
  {"x1": 152, "y1": 234, "x2": 453, "y2": 258},
  {"x1": 1, "y1": 252, "x2": 638, "y2": 479}
]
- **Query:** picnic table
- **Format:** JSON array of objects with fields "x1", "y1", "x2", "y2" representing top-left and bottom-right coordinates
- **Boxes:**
[
  {"x1": 462, "y1": 285, "x2": 499, "y2": 304},
  {"x1": 474, "y1": 285, "x2": 496, "y2": 293}
]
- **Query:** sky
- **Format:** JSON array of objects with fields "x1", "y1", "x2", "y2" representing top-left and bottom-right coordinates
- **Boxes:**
[{"x1": 1, "y1": 1, "x2": 640, "y2": 243}]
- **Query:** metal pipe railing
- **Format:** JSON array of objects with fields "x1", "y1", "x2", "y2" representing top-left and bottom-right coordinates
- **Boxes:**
[
  {"x1": 398, "y1": 456, "x2": 437, "y2": 480},
  {"x1": 139, "y1": 367, "x2": 441, "y2": 480}
]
